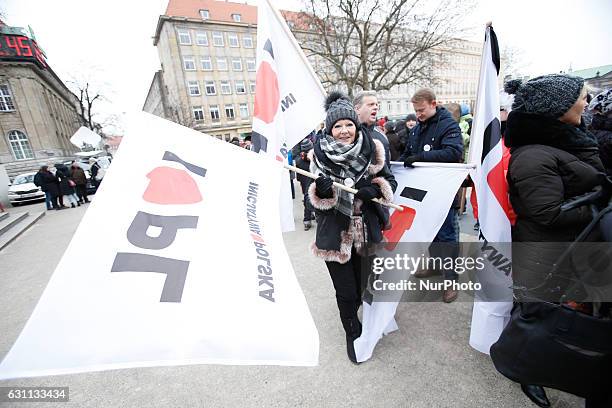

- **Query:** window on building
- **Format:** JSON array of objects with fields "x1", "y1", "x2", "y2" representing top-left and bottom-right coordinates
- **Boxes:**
[
  {"x1": 193, "y1": 106, "x2": 204, "y2": 121},
  {"x1": 235, "y1": 81, "x2": 246, "y2": 94},
  {"x1": 183, "y1": 56, "x2": 196, "y2": 71},
  {"x1": 249, "y1": 81, "x2": 256, "y2": 94},
  {"x1": 232, "y1": 58, "x2": 242, "y2": 71},
  {"x1": 201, "y1": 56, "x2": 212, "y2": 71},
  {"x1": 232, "y1": 13, "x2": 241, "y2": 22},
  {"x1": 386, "y1": 101, "x2": 392, "y2": 111},
  {"x1": 396, "y1": 100, "x2": 401, "y2": 112},
  {"x1": 7, "y1": 130, "x2": 34, "y2": 160},
  {"x1": 239, "y1": 103, "x2": 249, "y2": 118},
  {"x1": 0, "y1": 84, "x2": 15, "y2": 111},
  {"x1": 212, "y1": 32, "x2": 224, "y2": 47},
  {"x1": 196, "y1": 31, "x2": 208, "y2": 46},
  {"x1": 199, "y1": 9, "x2": 209, "y2": 20},
  {"x1": 243, "y1": 36, "x2": 253, "y2": 48},
  {"x1": 177, "y1": 29, "x2": 191, "y2": 45},
  {"x1": 187, "y1": 80, "x2": 201, "y2": 96},
  {"x1": 225, "y1": 105, "x2": 235, "y2": 119},
  {"x1": 228, "y1": 33, "x2": 239, "y2": 47},
  {"x1": 210, "y1": 105, "x2": 220, "y2": 121},
  {"x1": 216, "y1": 57, "x2": 228, "y2": 71},
  {"x1": 220, "y1": 80, "x2": 231, "y2": 95},
  {"x1": 205, "y1": 81, "x2": 216, "y2": 95},
  {"x1": 246, "y1": 58, "x2": 256, "y2": 71}
]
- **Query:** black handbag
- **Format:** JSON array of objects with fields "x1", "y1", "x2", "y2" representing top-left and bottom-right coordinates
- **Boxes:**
[{"x1": 490, "y1": 302, "x2": 612, "y2": 399}]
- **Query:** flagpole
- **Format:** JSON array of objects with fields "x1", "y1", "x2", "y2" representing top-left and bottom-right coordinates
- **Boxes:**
[
  {"x1": 263, "y1": 0, "x2": 327, "y2": 96},
  {"x1": 467, "y1": 22, "x2": 492, "y2": 167},
  {"x1": 283, "y1": 163, "x2": 404, "y2": 211},
  {"x1": 390, "y1": 161, "x2": 476, "y2": 169}
]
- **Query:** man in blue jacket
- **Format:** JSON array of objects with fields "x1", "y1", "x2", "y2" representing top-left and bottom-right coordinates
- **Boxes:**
[{"x1": 400, "y1": 88, "x2": 463, "y2": 303}]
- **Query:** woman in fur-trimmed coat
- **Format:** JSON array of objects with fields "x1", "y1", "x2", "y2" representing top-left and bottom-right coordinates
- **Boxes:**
[{"x1": 309, "y1": 91, "x2": 397, "y2": 364}]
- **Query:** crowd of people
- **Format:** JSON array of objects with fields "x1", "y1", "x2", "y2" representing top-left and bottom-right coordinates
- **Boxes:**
[
  {"x1": 32, "y1": 158, "x2": 106, "y2": 211},
  {"x1": 287, "y1": 77, "x2": 611, "y2": 406}
]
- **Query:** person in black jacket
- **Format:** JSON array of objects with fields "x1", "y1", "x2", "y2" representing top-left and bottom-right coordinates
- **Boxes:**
[
  {"x1": 33, "y1": 166, "x2": 61, "y2": 210},
  {"x1": 295, "y1": 138, "x2": 315, "y2": 230},
  {"x1": 309, "y1": 91, "x2": 397, "y2": 364},
  {"x1": 587, "y1": 88, "x2": 612, "y2": 176},
  {"x1": 502, "y1": 74, "x2": 611, "y2": 408},
  {"x1": 353, "y1": 91, "x2": 391, "y2": 165},
  {"x1": 400, "y1": 88, "x2": 464, "y2": 303}
]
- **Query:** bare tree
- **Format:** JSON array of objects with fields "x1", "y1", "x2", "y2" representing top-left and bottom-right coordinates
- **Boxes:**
[
  {"x1": 72, "y1": 81, "x2": 103, "y2": 130},
  {"x1": 500, "y1": 45, "x2": 529, "y2": 80},
  {"x1": 294, "y1": 0, "x2": 473, "y2": 97}
]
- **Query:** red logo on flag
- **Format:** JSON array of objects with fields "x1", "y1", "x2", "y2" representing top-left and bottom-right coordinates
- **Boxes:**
[
  {"x1": 254, "y1": 61, "x2": 280, "y2": 124},
  {"x1": 143, "y1": 166, "x2": 202, "y2": 205}
]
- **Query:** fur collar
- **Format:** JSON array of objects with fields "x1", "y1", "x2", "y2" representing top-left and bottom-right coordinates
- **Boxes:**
[{"x1": 505, "y1": 111, "x2": 599, "y2": 151}]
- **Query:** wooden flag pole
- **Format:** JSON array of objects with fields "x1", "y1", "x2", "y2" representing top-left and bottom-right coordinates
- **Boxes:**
[{"x1": 284, "y1": 163, "x2": 404, "y2": 211}]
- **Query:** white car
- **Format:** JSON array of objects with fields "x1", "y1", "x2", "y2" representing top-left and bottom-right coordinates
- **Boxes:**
[{"x1": 8, "y1": 172, "x2": 46, "y2": 206}]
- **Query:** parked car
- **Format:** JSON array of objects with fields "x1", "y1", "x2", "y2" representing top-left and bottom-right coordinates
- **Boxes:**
[{"x1": 8, "y1": 172, "x2": 46, "y2": 206}]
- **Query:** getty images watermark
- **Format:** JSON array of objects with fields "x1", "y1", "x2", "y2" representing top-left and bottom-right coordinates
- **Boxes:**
[
  {"x1": 371, "y1": 253, "x2": 485, "y2": 292},
  {"x1": 360, "y1": 242, "x2": 612, "y2": 303}
]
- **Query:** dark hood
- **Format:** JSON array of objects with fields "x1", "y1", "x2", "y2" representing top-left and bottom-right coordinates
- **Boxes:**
[
  {"x1": 591, "y1": 114, "x2": 612, "y2": 132},
  {"x1": 505, "y1": 111, "x2": 599, "y2": 152}
]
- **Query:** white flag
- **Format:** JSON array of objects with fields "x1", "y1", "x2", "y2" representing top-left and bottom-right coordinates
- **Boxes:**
[
  {"x1": 70, "y1": 126, "x2": 102, "y2": 148},
  {"x1": 354, "y1": 164, "x2": 468, "y2": 362},
  {"x1": 252, "y1": 0, "x2": 326, "y2": 231},
  {"x1": 468, "y1": 26, "x2": 514, "y2": 355},
  {"x1": 0, "y1": 113, "x2": 319, "y2": 380}
]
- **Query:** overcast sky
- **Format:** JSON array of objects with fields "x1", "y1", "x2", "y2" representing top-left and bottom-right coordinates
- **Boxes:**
[{"x1": 2, "y1": 0, "x2": 611, "y2": 135}]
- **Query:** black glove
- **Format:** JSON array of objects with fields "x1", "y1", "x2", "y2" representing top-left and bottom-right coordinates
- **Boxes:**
[
  {"x1": 355, "y1": 184, "x2": 382, "y2": 201},
  {"x1": 403, "y1": 155, "x2": 419, "y2": 168},
  {"x1": 315, "y1": 176, "x2": 334, "y2": 198}
]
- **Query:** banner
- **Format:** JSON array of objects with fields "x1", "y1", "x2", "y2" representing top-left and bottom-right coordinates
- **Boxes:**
[
  {"x1": 354, "y1": 163, "x2": 468, "y2": 362},
  {"x1": 252, "y1": 0, "x2": 326, "y2": 231},
  {"x1": 0, "y1": 113, "x2": 319, "y2": 380},
  {"x1": 468, "y1": 25, "x2": 513, "y2": 355}
]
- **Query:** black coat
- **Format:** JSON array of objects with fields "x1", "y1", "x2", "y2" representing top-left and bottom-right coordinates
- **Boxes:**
[
  {"x1": 505, "y1": 112, "x2": 606, "y2": 298},
  {"x1": 363, "y1": 125, "x2": 391, "y2": 165},
  {"x1": 54, "y1": 164, "x2": 76, "y2": 195},
  {"x1": 590, "y1": 114, "x2": 612, "y2": 176},
  {"x1": 399, "y1": 107, "x2": 463, "y2": 163},
  {"x1": 308, "y1": 132, "x2": 397, "y2": 264},
  {"x1": 33, "y1": 170, "x2": 60, "y2": 195}
]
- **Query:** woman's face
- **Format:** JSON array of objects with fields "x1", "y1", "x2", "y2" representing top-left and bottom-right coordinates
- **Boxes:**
[
  {"x1": 559, "y1": 87, "x2": 588, "y2": 126},
  {"x1": 331, "y1": 119, "x2": 356, "y2": 144}
]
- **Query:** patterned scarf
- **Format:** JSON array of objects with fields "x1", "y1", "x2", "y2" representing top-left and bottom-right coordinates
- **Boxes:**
[{"x1": 311, "y1": 132, "x2": 372, "y2": 216}]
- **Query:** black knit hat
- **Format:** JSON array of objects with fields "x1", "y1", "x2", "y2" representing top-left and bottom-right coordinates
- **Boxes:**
[
  {"x1": 504, "y1": 74, "x2": 584, "y2": 118},
  {"x1": 300, "y1": 138, "x2": 313, "y2": 151},
  {"x1": 324, "y1": 91, "x2": 359, "y2": 134}
]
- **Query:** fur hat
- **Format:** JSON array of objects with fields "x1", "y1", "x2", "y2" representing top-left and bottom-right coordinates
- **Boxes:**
[
  {"x1": 504, "y1": 74, "x2": 584, "y2": 118},
  {"x1": 324, "y1": 91, "x2": 359, "y2": 134},
  {"x1": 405, "y1": 113, "x2": 417, "y2": 122},
  {"x1": 588, "y1": 88, "x2": 612, "y2": 116}
]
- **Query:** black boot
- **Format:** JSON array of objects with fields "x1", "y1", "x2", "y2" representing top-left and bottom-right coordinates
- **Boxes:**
[
  {"x1": 520, "y1": 384, "x2": 550, "y2": 407},
  {"x1": 71, "y1": 203, "x2": 76, "y2": 208},
  {"x1": 341, "y1": 317, "x2": 362, "y2": 365}
]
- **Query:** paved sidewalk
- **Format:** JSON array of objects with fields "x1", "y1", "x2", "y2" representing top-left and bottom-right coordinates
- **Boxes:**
[{"x1": 0, "y1": 193, "x2": 582, "y2": 407}]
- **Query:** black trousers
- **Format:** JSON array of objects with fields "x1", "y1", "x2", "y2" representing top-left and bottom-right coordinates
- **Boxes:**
[
  {"x1": 300, "y1": 179, "x2": 314, "y2": 222},
  {"x1": 75, "y1": 184, "x2": 88, "y2": 202},
  {"x1": 325, "y1": 248, "x2": 368, "y2": 320}
]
